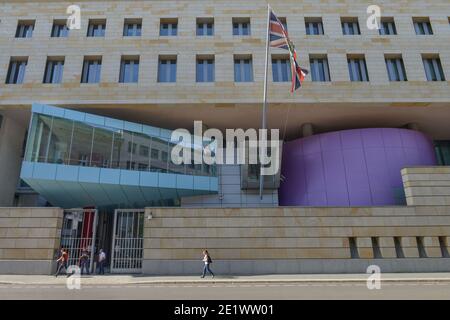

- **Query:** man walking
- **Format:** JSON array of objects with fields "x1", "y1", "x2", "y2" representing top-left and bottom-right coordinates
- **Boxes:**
[
  {"x1": 201, "y1": 249, "x2": 215, "y2": 278},
  {"x1": 79, "y1": 248, "x2": 90, "y2": 275},
  {"x1": 55, "y1": 248, "x2": 69, "y2": 277},
  {"x1": 98, "y1": 249, "x2": 106, "y2": 275}
]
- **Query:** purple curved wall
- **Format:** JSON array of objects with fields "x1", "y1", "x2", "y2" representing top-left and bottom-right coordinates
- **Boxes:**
[{"x1": 279, "y1": 128, "x2": 437, "y2": 206}]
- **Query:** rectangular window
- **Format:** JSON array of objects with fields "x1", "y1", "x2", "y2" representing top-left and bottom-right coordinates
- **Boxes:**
[
  {"x1": 128, "y1": 142, "x2": 137, "y2": 154},
  {"x1": 158, "y1": 57, "x2": 177, "y2": 82},
  {"x1": 151, "y1": 148, "x2": 159, "y2": 159},
  {"x1": 6, "y1": 57, "x2": 28, "y2": 84},
  {"x1": 43, "y1": 58, "x2": 64, "y2": 84},
  {"x1": 119, "y1": 57, "x2": 139, "y2": 83},
  {"x1": 372, "y1": 237, "x2": 382, "y2": 259},
  {"x1": 51, "y1": 20, "x2": 70, "y2": 37},
  {"x1": 196, "y1": 57, "x2": 215, "y2": 82},
  {"x1": 87, "y1": 20, "x2": 106, "y2": 37},
  {"x1": 310, "y1": 56, "x2": 331, "y2": 82},
  {"x1": 162, "y1": 151, "x2": 168, "y2": 162},
  {"x1": 160, "y1": 19, "x2": 178, "y2": 36},
  {"x1": 139, "y1": 145, "x2": 149, "y2": 157},
  {"x1": 379, "y1": 18, "x2": 397, "y2": 35},
  {"x1": 413, "y1": 18, "x2": 433, "y2": 35},
  {"x1": 341, "y1": 18, "x2": 360, "y2": 35},
  {"x1": 394, "y1": 237, "x2": 405, "y2": 258},
  {"x1": 385, "y1": 56, "x2": 407, "y2": 81},
  {"x1": 305, "y1": 18, "x2": 324, "y2": 35},
  {"x1": 233, "y1": 18, "x2": 251, "y2": 36},
  {"x1": 349, "y1": 237, "x2": 359, "y2": 259},
  {"x1": 348, "y1": 56, "x2": 369, "y2": 82},
  {"x1": 123, "y1": 19, "x2": 142, "y2": 36},
  {"x1": 435, "y1": 141, "x2": 450, "y2": 166},
  {"x1": 416, "y1": 236, "x2": 427, "y2": 258},
  {"x1": 196, "y1": 18, "x2": 214, "y2": 36},
  {"x1": 234, "y1": 57, "x2": 253, "y2": 82},
  {"x1": 272, "y1": 58, "x2": 291, "y2": 82},
  {"x1": 439, "y1": 237, "x2": 450, "y2": 258},
  {"x1": 278, "y1": 17, "x2": 288, "y2": 31},
  {"x1": 423, "y1": 56, "x2": 445, "y2": 81},
  {"x1": 15, "y1": 20, "x2": 35, "y2": 38},
  {"x1": 81, "y1": 57, "x2": 102, "y2": 83}
]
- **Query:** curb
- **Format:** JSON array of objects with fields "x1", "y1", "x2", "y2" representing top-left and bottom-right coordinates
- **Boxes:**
[
  {"x1": 125, "y1": 278, "x2": 450, "y2": 285},
  {"x1": 2, "y1": 278, "x2": 450, "y2": 286}
]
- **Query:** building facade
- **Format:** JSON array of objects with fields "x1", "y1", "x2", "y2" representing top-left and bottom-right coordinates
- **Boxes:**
[{"x1": 0, "y1": 0, "x2": 450, "y2": 275}]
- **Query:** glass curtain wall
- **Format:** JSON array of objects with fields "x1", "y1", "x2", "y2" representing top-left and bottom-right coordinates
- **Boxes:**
[{"x1": 25, "y1": 113, "x2": 216, "y2": 177}]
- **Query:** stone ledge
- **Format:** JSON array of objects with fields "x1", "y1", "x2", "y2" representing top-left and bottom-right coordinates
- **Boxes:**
[
  {"x1": 142, "y1": 258, "x2": 450, "y2": 275},
  {"x1": 0, "y1": 260, "x2": 55, "y2": 275}
]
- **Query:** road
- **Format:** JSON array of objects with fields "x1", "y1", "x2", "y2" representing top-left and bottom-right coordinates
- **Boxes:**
[{"x1": 1, "y1": 281, "x2": 450, "y2": 299}]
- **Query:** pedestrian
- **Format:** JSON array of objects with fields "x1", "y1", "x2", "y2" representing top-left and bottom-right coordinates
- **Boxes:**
[
  {"x1": 79, "y1": 248, "x2": 90, "y2": 275},
  {"x1": 98, "y1": 249, "x2": 106, "y2": 275},
  {"x1": 55, "y1": 248, "x2": 69, "y2": 278},
  {"x1": 201, "y1": 249, "x2": 214, "y2": 278}
]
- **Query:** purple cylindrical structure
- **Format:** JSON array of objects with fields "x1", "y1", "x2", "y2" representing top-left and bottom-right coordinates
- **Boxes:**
[{"x1": 279, "y1": 128, "x2": 437, "y2": 206}]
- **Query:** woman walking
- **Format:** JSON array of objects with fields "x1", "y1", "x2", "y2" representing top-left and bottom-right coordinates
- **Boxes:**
[{"x1": 201, "y1": 249, "x2": 215, "y2": 278}]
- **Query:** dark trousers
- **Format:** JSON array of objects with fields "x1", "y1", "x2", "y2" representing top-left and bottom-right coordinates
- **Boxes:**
[
  {"x1": 80, "y1": 260, "x2": 90, "y2": 275},
  {"x1": 55, "y1": 261, "x2": 67, "y2": 277},
  {"x1": 98, "y1": 260, "x2": 105, "y2": 274},
  {"x1": 202, "y1": 263, "x2": 214, "y2": 277}
]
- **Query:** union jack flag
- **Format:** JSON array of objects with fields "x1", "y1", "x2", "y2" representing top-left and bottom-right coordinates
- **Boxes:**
[{"x1": 269, "y1": 9, "x2": 308, "y2": 92}]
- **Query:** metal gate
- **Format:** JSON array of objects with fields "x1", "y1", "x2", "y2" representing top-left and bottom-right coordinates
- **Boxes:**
[
  {"x1": 60, "y1": 208, "x2": 98, "y2": 272},
  {"x1": 110, "y1": 209, "x2": 145, "y2": 273}
]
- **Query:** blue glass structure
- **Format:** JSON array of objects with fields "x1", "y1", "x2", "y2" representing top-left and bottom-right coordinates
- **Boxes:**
[{"x1": 20, "y1": 103, "x2": 218, "y2": 208}]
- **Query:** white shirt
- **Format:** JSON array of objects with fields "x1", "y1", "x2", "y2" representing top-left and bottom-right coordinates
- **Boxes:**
[{"x1": 99, "y1": 252, "x2": 106, "y2": 262}]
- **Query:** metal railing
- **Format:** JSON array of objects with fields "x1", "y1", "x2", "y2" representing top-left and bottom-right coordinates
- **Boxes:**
[
  {"x1": 60, "y1": 209, "x2": 98, "y2": 273},
  {"x1": 110, "y1": 209, "x2": 145, "y2": 273}
]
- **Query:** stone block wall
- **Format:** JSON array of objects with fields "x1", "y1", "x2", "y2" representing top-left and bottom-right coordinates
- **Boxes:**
[
  {"x1": 402, "y1": 167, "x2": 450, "y2": 206},
  {"x1": 143, "y1": 206, "x2": 450, "y2": 274},
  {"x1": 0, "y1": 207, "x2": 63, "y2": 274}
]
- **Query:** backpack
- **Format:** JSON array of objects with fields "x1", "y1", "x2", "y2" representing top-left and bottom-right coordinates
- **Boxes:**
[{"x1": 207, "y1": 255, "x2": 212, "y2": 264}]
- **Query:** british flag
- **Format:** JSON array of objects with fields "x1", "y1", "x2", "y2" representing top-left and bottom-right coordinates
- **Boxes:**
[{"x1": 269, "y1": 9, "x2": 308, "y2": 92}]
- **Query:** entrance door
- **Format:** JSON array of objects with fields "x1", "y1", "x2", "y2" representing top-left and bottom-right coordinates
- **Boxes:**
[
  {"x1": 60, "y1": 208, "x2": 98, "y2": 272},
  {"x1": 110, "y1": 209, "x2": 145, "y2": 273}
]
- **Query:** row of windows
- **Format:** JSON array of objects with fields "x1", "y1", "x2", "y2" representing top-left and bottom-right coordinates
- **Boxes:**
[
  {"x1": 6, "y1": 53, "x2": 446, "y2": 85},
  {"x1": 12, "y1": 16, "x2": 450, "y2": 38},
  {"x1": 349, "y1": 236, "x2": 450, "y2": 259},
  {"x1": 27, "y1": 113, "x2": 216, "y2": 176}
]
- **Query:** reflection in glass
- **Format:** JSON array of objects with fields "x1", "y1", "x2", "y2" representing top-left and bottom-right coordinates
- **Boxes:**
[
  {"x1": 91, "y1": 125, "x2": 114, "y2": 167},
  {"x1": 70, "y1": 121, "x2": 93, "y2": 166},
  {"x1": 131, "y1": 132, "x2": 151, "y2": 171},
  {"x1": 150, "y1": 137, "x2": 168, "y2": 173},
  {"x1": 111, "y1": 130, "x2": 132, "y2": 169},
  {"x1": 111, "y1": 130, "x2": 124, "y2": 169},
  {"x1": 47, "y1": 117, "x2": 72, "y2": 164},
  {"x1": 25, "y1": 112, "x2": 217, "y2": 178},
  {"x1": 28, "y1": 114, "x2": 52, "y2": 162}
]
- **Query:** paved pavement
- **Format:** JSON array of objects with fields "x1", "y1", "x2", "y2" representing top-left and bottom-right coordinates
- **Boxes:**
[
  {"x1": 2, "y1": 272, "x2": 450, "y2": 285},
  {"x1": 0, "y1": 273, "x2": 450, "y2": 299},
  {"x1": 1, "y1": 280, "x2": 450, "y2": 300}
]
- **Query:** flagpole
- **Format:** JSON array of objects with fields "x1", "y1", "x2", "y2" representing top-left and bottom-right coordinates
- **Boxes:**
[{"x1": 259, "y1": 3, "x2": 271, "y2": 200}]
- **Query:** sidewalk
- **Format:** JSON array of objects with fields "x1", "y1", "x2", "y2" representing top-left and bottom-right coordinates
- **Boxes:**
[{"x1": 1, "y1": 273, "x2": 450, "y2": 285}]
